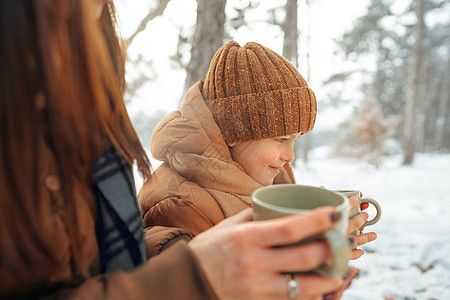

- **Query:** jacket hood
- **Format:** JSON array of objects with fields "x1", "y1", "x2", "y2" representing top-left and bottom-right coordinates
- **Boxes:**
[
  {"x1": 151, "y1": 81, "x2": 231, "y2": 162},
  {"x1": 150, "y1": 81, "x2": 295, "y2": 214}
]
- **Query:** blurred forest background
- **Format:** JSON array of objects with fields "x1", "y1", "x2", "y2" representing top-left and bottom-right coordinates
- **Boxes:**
[{"x1": 118, "y1": 0, "x2": 450, "y2": 168}]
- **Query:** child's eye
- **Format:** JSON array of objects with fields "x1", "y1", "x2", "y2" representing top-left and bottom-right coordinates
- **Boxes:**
[{"x1": 276, "y1": 138, "x2": 287, "y2": 143}]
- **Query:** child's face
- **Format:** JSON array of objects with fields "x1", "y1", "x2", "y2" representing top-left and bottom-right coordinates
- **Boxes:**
[{"x1": 228, "y1": 134, "x2": 300, "y2": 186}]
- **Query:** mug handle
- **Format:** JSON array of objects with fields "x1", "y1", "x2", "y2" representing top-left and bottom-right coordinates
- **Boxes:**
[
  {"x1": 360, "y1": 197, "x2": 382, "y2": 230},
  {"x1": 315, "y1": 228, "x2": 350, "y2": 278}
]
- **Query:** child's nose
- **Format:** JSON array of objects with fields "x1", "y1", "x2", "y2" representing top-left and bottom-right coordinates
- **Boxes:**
[{"x1": 281, "y1": 145, "x2": 295, "y2": 162}]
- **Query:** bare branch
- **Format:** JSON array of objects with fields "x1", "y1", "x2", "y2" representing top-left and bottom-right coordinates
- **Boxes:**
[{"x1": 125, "y1": 0, "x2": 171, "y2": 47}]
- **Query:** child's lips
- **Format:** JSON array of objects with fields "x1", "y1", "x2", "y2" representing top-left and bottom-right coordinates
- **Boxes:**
[{"x1": 269, "y1": 166, "x2": 280, "y2": 174}]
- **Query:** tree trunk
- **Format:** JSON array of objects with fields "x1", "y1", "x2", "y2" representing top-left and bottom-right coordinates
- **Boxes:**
[
  {"x1": 415, "y1": 47, "x2": 430, "y2": 152},
  {"x1": 282, "y1": 0, "x2": 300, "y2": 166},
  {"x1": 433, "y1": 57, "x2": 450, "y2": 151},
  {"x1": 282, "y1": 0, "x2": 298, "y2": 67},
  {"x1": 301, "y1": 133, "x2": 311, "y2": 163},
  {"x1": 182, "y1": 0, "x2": 226, "y2": 98},
  {"x1": 402, "y1": 0, "x2": 425, "y2": 165},
  {"x1": 301, "y1": 0, "x2": 312, "y2": 165}
]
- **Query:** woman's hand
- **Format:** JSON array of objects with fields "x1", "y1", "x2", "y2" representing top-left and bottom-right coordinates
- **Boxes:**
[
  {"x1": 324, "y1": 266, "x2": 360, "y2": 300},
  {"x1": 189, "y1": 207, "x2": 352, "y2": 300},
  {"x1": 347, "y1": 196, "x2": 378, "y2": 260}
]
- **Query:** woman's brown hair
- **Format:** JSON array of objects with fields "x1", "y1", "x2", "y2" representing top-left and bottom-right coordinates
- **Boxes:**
[{"x1": 0, "y1": 0, "x2": 151, "y2": 289}]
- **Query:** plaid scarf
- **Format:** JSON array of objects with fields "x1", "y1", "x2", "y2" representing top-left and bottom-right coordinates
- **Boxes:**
[{"x1": 92, "y1": 147, "x2": 146, "y2": 272}]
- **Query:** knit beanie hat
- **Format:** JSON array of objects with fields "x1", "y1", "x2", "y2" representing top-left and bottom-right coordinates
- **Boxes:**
[{"x1": 202, "y1": 40, "x2": 317, "y2": 143}]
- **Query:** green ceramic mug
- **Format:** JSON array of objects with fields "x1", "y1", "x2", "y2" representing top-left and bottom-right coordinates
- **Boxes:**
[
  {"x1": 334, "y1": 190, "x2": 382, "y2": 235},
  {"x1": 252, "y1": 184, "x2": 351, "y2": 278}
]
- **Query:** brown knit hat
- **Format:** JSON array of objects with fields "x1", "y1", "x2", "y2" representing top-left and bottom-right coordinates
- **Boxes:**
[{"x1": 202, "y1": 40, "x2": 317, "y2": 143}]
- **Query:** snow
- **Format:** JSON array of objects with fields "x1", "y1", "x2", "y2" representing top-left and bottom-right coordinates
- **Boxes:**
[{"x1": 293, "y1": 151, "x2": 450, "y2": 299}]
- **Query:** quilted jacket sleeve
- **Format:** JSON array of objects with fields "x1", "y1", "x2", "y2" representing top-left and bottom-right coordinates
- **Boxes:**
[{"x1": 144, "y1": 225, "x2": 193, "y2": 258}]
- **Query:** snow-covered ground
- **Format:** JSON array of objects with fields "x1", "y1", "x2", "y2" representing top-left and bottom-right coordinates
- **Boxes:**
[{"x1": 293, "y1": 150, "x2": 450, "y2": 300}]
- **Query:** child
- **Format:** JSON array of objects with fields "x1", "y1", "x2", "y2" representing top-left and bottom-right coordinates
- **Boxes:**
[
  {"x1": 139, "y1": 40, "x2": 313, "y2": 251},
  {"x1": 139, "y1": 40, "x2": 374, "y2": 257}
]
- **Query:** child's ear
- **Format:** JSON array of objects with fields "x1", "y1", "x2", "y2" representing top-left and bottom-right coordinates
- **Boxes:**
[{"x1": 226, "y1": 141, "x2": 237, "y2": 147}]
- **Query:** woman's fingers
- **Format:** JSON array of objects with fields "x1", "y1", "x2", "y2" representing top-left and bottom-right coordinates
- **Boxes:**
[
  {"x1": 258, "y1": 241, "x2": 330, "y2": 273},
  {"x1": 355, "y1": 232, "x2": 377, "y2": 247},
  {"x1": 246, "y1": 207, "x2": 341, "y2": 248},
  {"x1": 191, "y1": 207, "x2": 353, "y2": 299},
  {"x1": 327, "y1": 266, "x2": 359, "y2": 299},
  {"x1": 350, "y1": 232, "x2": 377, "y2": 260},
  {"x1": 347, "y1": 212, "x2": 368, "y2": 234},
  {"x1": 221, "y1": 207, "x2": 254, "y2": 225},
  {"x1": 350, "y1": 248, "x2": 365, "y2": 260},
  {"x1": 267, "y1": 273, "x2": 344, "y2": 300},
  {"x1": 348, "y1": 196, "x2": 359, "y2": 210},
  {"x1": 224, "y1": 273, "x2": 345, "y2": 300},
  {"x1": 347, "y1": 210, "x2": 377, "y2": 260}
]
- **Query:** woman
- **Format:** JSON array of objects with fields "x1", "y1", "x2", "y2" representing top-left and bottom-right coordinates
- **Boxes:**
[
  {"x1": 0, "y1": 0, "x2": 152, "y2": 297},
  {"x1": 0, "y1": 1, "x2": 356, "y2": 299}
]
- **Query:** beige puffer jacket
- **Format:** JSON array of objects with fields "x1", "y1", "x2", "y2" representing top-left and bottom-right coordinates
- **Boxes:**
[{"x1": 139, "y1": 81, "x2": 295, "y2": 256}]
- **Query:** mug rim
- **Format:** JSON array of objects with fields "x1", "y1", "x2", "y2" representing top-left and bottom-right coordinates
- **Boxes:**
[
  {"x1": 333, "y1": 190, "x2": 360, "y2": 196},
  {"x1": 252, "y1": 184, "x2": 349, "y2": 214}
]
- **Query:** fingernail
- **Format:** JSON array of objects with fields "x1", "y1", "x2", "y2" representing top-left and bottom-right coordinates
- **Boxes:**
[
  {"x1": 330, "y1": 212, "x2": 342, "y2": 222},
  {"x1": 342, "y1": 270, "x2": 352, "y2": 281},
  {"x1": 348, "y1": 236, "x2": 355, "y2": 246},
  {"x1": 323, "y1": 293, "x2": 334, "y2": 300}
]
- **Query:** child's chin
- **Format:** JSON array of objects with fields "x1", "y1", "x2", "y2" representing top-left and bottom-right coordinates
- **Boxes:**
[{"x1": 260, "y1": 179, "x2": 275, "y2": 186}]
